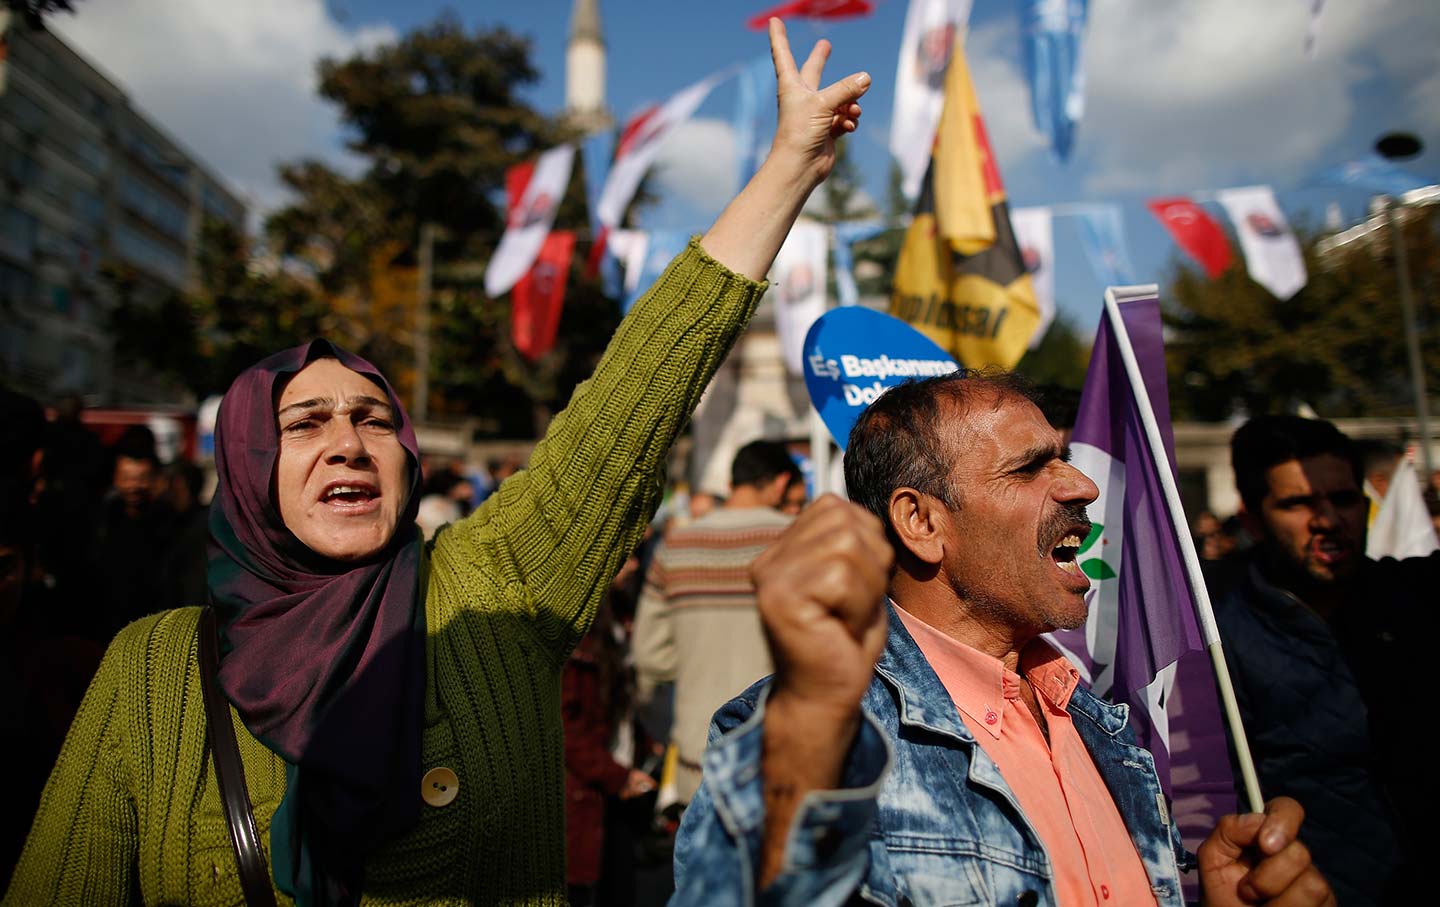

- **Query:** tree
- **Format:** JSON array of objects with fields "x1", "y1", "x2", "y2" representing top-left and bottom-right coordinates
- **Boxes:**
[
  {"x1": 1163, "y1": 209, "x2": 1440, "y2": 421},
  {"x1": 1015, "y1": 313, "x2": 1091, "y2": 390},
  {"x1": 265, "y1": 162, "x2": 396, "y2": 303},
  {"x1": 263, "y1": 14, "x2": 627, "y2": 435},
  {"x1": 111, "y1": 219, "x2": 336, "y2": 399},
  {"x1": 315, "y1": 14, "x2": 561, "y2": 245}
]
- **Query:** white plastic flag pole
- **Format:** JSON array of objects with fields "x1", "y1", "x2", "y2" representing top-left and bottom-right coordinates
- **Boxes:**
[{"x1": 1102, "y1": 285, "x2": 1264, "y2": 814}]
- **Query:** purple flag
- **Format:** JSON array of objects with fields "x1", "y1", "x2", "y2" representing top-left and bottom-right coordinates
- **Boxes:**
[{"x1": 1048, "y1": 286, "x2": 1234, "y2": 861}]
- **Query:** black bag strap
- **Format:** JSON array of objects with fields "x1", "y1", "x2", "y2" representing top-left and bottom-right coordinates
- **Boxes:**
[{"x1": 199, "y1": 606, "x2": 279, "y2": 907}]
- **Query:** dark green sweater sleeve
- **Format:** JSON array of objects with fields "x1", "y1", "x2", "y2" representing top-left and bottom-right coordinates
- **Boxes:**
[{"x1": 433, "y1": 240, "x2": 765, "y2": 657}]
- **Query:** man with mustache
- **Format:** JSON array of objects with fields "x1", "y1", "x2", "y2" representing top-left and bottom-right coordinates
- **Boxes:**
[
  {"x1": 1211, "y1": 415, "x2": 1429, "y2": 906},
  {"x1": 672, "y1": 372, "x2": 1333, "y2": 907}
]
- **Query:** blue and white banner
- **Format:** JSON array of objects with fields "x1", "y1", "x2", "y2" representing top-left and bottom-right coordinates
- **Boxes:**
[
  {"x1": 802, "y1": 307, "x2": 959, "y2": 448},
  {"x1": 1021, "y1": 0, "x2": 1089, "y2": 162},
  {"x1": 1075, "y1": 204, "x2": 1136, "y2": 288},
  {"x1": 732, "y1": 55, "x2": 775, "y2": 190},
  {"x1": 1314, "y1": 154, "x2": 1432, "y2": 197},
  {"x1": 832, "y1": 220, "x2": 888, "y2": 308},
  {"x1": 611, "y1": 228, "x2": 692, "y2": 315}
]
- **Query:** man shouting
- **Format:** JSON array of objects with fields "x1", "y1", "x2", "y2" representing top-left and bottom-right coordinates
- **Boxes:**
[{"x1": 672, "y1": 372, "x2": 1333, "y2": 907}]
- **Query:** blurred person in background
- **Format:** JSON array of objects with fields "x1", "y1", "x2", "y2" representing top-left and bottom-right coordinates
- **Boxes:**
[
  {"x1": 1215, "y1": 415, "x2": 1429, "y2": 905},
  {"x1": 6, "y1": 22, "x2": 871, "y2": 905},
  {"x1": 563, "y1": 574, "x2": 656, "y2": 907},
  {"x1": 780, "y1": 468, "x2": 808, "y2": 516},
  {"x1": 632, "y1": 440, "x2": 802, "y2": 807},
  {"x1": 159, "y1": 460, "x2": 211, "y2": 610},
  {"x1": 414, "y1": 465, "x2": 475, "y2": 540},
  {"x1": 92, "y1": 427, "x2": 178, "y2": 636},
  {"x1": 0, "y1": 483, "x2": 104, "y2": 890}
]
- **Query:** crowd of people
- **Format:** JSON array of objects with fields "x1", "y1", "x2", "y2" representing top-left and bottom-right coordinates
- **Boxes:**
[{"x1": 0, "y1": 20, "x2": 1420, "y2": 907}]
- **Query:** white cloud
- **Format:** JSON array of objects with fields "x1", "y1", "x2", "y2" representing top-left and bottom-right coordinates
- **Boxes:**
[
  {"x1": 964, "y1": 17, "x2": 1047, "y2": 171},
  {"x1": 1072, "y1": 0, "x2": 1439, "y2": 195},
  {"x1": 649, "y1": 118, "x2": 740, "y2": 217},
  {"x1": 52, "y1": 0, "x2": 395, "y2": 218}
]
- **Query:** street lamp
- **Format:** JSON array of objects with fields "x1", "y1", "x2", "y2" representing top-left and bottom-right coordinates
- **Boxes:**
[{"x1": 1374, "y1": 132, "x2": 1432, "y2": 480}]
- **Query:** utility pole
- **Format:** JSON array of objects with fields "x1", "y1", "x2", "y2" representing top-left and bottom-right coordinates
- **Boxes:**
[
  {"x1": 414, "y1": 222, "x2": 435, "y2": 423},
  {"x1": 1375, "y1": 132, "x2": 1433, "y2": 479},
  {"x1": 1386, "y1": 200, "x2": 1433, "y2": 479}
]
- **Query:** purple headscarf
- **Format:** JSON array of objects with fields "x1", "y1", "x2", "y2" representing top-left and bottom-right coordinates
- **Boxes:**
[{"x1": 207, "y1": 339, "x2": 425, "y2": 906}]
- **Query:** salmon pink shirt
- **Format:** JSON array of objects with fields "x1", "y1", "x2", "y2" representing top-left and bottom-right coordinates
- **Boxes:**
[{"x1": 896, "y1": 606, "x2": 1158, "y2": 907}]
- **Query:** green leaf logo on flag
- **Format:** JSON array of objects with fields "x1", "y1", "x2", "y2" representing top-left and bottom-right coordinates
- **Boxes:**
[{"x1": 1078, "y1": 522, "x2": 1117, "y2": 580}]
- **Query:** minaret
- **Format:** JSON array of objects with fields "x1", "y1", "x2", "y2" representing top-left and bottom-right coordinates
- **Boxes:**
[{"x1": 565, "y1": 0, "x2": 611, "y2": 133}]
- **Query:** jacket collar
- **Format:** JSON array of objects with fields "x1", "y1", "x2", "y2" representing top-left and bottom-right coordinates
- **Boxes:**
[{"x1": 874, "y1": 604, "x2": 976, "y2": 745}]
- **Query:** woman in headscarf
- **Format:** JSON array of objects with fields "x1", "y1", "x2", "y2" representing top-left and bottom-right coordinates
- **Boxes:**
[{"x1": 5, "y1": 21, "x2": 869, "y2": 907}]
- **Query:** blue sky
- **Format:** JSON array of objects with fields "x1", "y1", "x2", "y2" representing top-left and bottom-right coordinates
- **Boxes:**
[{"x1": 56, "y1": 0, "x2": 1439, "y2": 327}]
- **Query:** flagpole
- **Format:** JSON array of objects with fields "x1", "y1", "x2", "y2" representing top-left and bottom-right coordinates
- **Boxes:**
[{"x1": 1102, "y1": 286, "x2": 1265, "y2": 814}]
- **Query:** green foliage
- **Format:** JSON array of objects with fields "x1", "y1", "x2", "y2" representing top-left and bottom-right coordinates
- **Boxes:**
[
  {"x1": 264, "y1": 162, "x2": 395, "y2": 300},
  {"x1": 1015, "y1": 313, "x2": 1091, "y2": 390},
  {"x1": 233, "y1": 15, "x2": 622, "y2": 434},
  {"x1": 315, "y1": 13, "x2": 561, "y2": 247},
  {"x1": 1163, "y1": 210, "x2": 1440, "y2": 420},
  {"x1": 110, "y1": 220, "x2": 333, "y2": 398}
]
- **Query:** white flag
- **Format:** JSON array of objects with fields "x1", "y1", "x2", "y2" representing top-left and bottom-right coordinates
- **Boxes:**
[
  {"x1": 770, "y1": 220, "x2": 829, "y2": 375},
  {"x1": 1010, "y1": 206, "x2": 1055, "y2": 348},
  {"x1": 484, "y1": 144, "x2": 576, "y2": 298},
  {"x1": 597, "y1": 72, "x2": 727, "y2": 229},
  {"x1": 1366, "y1": 457, "x2": 1440, "y2": 560},
  {"x1": 1217, "y1": 185, "x2": 1307, "y2": 301},
  {"x1": 891, "y1": 0, "x2": 974, "y2": 201}
]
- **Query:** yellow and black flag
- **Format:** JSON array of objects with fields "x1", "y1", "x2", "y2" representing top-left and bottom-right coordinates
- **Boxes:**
[{"x1": 890, "y1": 39, "x2": 1040, "y2": 369}]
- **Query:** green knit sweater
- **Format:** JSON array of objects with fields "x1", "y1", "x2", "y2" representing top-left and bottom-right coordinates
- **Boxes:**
[{"x1": 4, "y1": 242, "x2": 764, "y2": 907}]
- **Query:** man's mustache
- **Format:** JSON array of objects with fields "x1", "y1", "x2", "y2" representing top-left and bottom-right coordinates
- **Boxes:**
[{"x1": 1037, "y1": 503, "x2": 1093, "y2": 556}]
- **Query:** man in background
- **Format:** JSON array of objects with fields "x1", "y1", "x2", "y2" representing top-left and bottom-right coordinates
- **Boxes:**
[
  {"x1": 1216, "y1": 415, "x2": 1428, "y2": 905},
  {"x1": 633, "y1": 440, "x2": 801, "y2": 806}
]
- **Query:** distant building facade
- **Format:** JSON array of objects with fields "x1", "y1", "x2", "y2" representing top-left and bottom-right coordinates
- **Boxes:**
[{"x1": 0, "y1": 13, "x2": 245, "y2": 403}]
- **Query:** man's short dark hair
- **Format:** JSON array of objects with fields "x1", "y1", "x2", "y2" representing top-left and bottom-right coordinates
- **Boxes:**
[
  {"x1": 1231, "y1": 415, "x2": 1361, "y2": 514},
  {"x1": 844, "y1": 369, "x2": 1041, "y2": 529},
  {"x1": 731, "y1": 440, "x2": 801, "y2": 490}
]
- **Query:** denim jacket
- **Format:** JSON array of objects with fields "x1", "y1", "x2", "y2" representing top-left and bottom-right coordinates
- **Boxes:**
[{"x1": 672, "y1": 607, "x2": 1195, "y2": 907}]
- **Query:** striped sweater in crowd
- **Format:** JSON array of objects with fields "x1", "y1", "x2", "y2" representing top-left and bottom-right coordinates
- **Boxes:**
[{"x1": 632, "y1": 506, "x2": 792, "y2": 803}]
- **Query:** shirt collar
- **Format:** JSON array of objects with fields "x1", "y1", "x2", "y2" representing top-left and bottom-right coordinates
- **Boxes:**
[{"x1": 893, "y1": 604, "x2": 1081, "y2": 739}]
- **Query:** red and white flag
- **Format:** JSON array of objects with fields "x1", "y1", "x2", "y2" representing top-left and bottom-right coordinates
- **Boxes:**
[
  {"x1": 1010, "y1": 206, "x2": 1055, "y2": 348},
  {"x1": 1146, "y1": 196, "x2": 1233, "y2": 279},
  {"x1": 512, "y1": 230, "x2": 576, "y2": 362},
  {"x1": 890, "y1": 0, "x2": 974, "y2": 201},
  {"x1": 596, "y1": 72, "x2": 728, "y2": 229},
  {"x1": 485, "y1": 144, "x2": 575, "y2": 298},
  {"x1": 1216, "y1": 185, "x2": 1307, "y2": 300}
]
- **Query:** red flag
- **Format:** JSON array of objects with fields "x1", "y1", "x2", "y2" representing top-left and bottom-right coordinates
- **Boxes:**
[
  {"x1": 512, "y1": 231, "x2": 576, "y2": 362},
  {"x1": 1146, "y1": 197, "x2": 1233, "y2": 279},
  {"x1": 747, "y1": 0, "x2": 872, "y2": 30},
  {"x1": 506, "y1": 160, "x2": 536, "y2": 212}
]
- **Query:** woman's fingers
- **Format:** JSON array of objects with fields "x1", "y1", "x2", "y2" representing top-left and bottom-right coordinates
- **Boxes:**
[
  {"x1": 818, "y1": 71, "x2": 872, "y2": 112},
  {"x1": 768, "y1": 18, "x2": 798, "y2": 82},
  {"x1": 799, "y1": 38, "x2": 831, "y2": 89}
]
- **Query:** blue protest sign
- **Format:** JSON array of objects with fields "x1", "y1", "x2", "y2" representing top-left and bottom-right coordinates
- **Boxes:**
[{"x1": 803, "y1": 307, "x2": 960, "y2": 450}]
